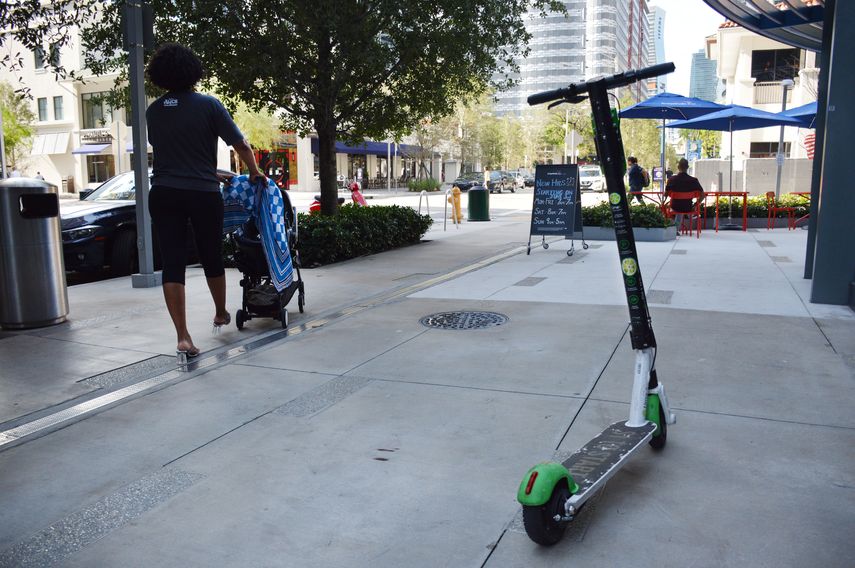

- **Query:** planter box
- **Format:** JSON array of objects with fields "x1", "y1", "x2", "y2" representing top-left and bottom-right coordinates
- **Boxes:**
[
  {"x1": 582, "y1": 225, "x2": 677, "y2": 242},
  {"x1": 702, "y1": 217, "x2": 793, "y2": 230}
]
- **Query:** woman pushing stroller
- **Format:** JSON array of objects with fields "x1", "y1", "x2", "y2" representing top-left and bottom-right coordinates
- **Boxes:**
[{"x1": 145, "y1": 43, "x2": 266, "y2": 359}]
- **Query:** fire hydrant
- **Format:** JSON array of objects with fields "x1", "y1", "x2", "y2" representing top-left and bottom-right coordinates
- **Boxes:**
[{"x1": 449, "y1": 185, "x2": 463, "y2": 224}]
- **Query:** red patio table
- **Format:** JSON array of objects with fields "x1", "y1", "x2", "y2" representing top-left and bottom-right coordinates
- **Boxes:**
[{"x1": 705, "y1": 191, "x2": 749, "y2": 232}]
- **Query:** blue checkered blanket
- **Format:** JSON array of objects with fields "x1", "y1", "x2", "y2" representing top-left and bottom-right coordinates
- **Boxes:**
[{"x1": 222, "y1": 176, "x2": 293, "y2": 292}]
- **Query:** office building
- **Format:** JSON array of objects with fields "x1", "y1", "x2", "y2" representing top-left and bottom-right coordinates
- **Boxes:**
[
  {"x1": 646, "y1": 3, "x2": 667, "y2": 94},
  {"x1": 689, "y1": 49, "x2": 721, "y2": 102},
  {"x1": 495, "y1": 0, "x2": 650, "y2": 115}
]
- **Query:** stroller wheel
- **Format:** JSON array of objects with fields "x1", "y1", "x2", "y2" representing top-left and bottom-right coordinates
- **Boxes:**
[
  {"x1": 280, "y1": 308, "x2": 289, "y2": 329},
  {"x1": 298, "y1": 293, "x2": 305, "y2": 313},
  {"x1": 236, "y1": 309, "x2": 246, "y2": 330}
]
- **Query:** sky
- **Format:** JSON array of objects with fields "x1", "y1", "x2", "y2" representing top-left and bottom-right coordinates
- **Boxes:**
[{"x1": 651, "y1": 0, "x2": 728, "y2": 95}]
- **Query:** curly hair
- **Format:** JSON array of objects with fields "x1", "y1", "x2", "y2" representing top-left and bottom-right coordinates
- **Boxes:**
[{"x1": 146, "y1": 43, "x2": 204, "y2": 92}]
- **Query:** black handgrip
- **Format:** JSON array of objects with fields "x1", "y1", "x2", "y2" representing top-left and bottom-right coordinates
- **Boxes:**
[
  {"x1": 527, "y1": 88, "x2": 570, "y2": 106},
  {"x1": 611, "y1": 62, "x2": 676, "y2": 88}
]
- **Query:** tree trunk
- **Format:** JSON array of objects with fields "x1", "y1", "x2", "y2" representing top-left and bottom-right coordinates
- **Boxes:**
[{"x1": 316, "y1": 122, "x2": 339, "y2": 216}]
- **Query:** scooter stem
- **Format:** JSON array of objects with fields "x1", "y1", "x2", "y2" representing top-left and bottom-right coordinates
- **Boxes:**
[{"x1": 627, "y1": 348, "x2": 654, "y2": 427}]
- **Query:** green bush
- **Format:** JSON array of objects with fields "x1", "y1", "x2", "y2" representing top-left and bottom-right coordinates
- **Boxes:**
[
  {"x1": 298, "y1": 204, "x2": 433, "y2": 266},
  {"x1": 582, "y1": 202, "x2": 670, "y2": 229},
  {"x1": 407, "y1": 178, "x2": 441, "y2": 192},
  {"x1": 702, "y1": 195, "x2": 809, "y2": 219}
]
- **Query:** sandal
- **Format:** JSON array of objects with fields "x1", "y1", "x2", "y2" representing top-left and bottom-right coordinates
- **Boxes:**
[
  {"x1": 176, "y1": 346, "x2": 200, "y2": 364},
  {"x1": 212, "y1": 312, "x2": 231, "y2": 334}
]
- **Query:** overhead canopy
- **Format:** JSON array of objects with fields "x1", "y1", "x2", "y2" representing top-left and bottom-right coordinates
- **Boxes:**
[
  {"x1": 620, "y1": 92, "x2": 727, "y2": 120},
  {"x1": 31, "y1": 132, "x2": 70, "y2": 155},
  {"x1": 310, "y1": 138, "x2": 430, "y2": 157},
  {"x1": 703, "y1": 1, "x2": 825, "y2": 52},
  {"x1": 71, "y1": 143, "x2": 111, "y2": 155}
]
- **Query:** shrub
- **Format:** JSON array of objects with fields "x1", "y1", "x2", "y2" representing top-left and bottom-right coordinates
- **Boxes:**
[
  {"x1": 582, "y1": 202, "x2": 670, "y2": 229},
  {"x1": 298, "y1": 204, "x2": 433, "y2": 266},
  {"x1": 702, "y1": 195, "x2": 809, "y2": 219},
  {"x1": 408, "y1": 178, "x2": 441, "y2": 192}
]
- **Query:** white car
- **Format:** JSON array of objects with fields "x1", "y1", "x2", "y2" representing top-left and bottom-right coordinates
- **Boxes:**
[{"x1": 579, "y1": 165, "x2": 605, "y2": 192}]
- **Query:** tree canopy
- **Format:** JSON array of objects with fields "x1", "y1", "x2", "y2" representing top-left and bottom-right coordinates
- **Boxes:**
[
  {"x1": 81, "y1": 0, "x2": 561, "y2": 213},
  {"x1": 0, "y1": 80, "x2": 35, "y2": 168}
]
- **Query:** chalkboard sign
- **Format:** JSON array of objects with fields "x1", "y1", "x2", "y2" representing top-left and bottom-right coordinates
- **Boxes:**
[{"x1": 530, "y1": 164, "x2": 578, "y2": 236}]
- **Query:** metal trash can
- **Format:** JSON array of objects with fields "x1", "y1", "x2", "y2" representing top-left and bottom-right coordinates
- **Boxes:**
[
  {"x1": 468, "y1": 186, "x2": 490, "y2": 221},
  {"x1": 0, "y1": 178, "x2": 68, "y2": 329}
]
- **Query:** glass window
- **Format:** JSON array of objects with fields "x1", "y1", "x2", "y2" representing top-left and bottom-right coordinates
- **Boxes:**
[
  {"x1": 49, "y1": 44, "x2": 60, "y2": 67},
  {"x1": 749, "y1": 142, "x2": 791, "y2": 158},
  {"x1": 53, "y1": 96, "x2": 63, "y2": 120},
  {"x1": 37, "y1": 98, "x2": 48, "y2": 121},
  {"x1": 751, "y1": 49, "x2": 799, "y2": 82},
  {"x1": 86, "y1": 154, "x2": 115, "y2": 184},
  {"x1": 81, "y1": 92, "x2": 113, "y2": 129},
  {"x1": 34, "y1": 46, "x2": 45, "y2": 70}
]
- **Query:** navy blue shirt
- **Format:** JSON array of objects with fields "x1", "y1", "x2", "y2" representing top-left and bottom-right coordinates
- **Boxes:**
[
  {"x1": 627, "y1": 163, "x2": 644, "y2": 191},
  {"x1": 146, "y1": 91, "x2": 243, "y2": 192}
]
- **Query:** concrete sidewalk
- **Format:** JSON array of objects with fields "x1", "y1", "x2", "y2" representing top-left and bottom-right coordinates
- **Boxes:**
[{"x1": 1, "y1": 204, "x2": 853, "y2": 567}]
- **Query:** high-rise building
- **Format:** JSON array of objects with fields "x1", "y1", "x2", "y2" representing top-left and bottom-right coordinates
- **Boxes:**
[
  {"x1": 646, "y1": 3, "x2": 667, "y2": 94},
  {"x1": 494, "y1": 0, "x2": 650, "y2": 115},
  {"x1": 689, "y1": 48, "x2": 721, "y2": 102}
]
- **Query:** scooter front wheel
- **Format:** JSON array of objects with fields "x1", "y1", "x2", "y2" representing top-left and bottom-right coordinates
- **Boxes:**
[
  {"x1": 649, "y1": 401, "x2": 667, "y2": 450},
  {"x1": 522, "y1": 482, "x2": 571, "y2": 545}
]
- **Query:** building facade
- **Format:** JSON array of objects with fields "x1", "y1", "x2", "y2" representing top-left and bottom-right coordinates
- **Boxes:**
[
  {"x1": 495, "y1": 0, "x2": 650, "y2": 115},
  {"x1": 688, "y1": 49, "x2": 721, "y2": 102},
  {"x1": 646, "y1": 3, "x2": 666, "y2": 94},
  {"x1": 707, "y1": 21, "x2": 818, "y2": 163}
]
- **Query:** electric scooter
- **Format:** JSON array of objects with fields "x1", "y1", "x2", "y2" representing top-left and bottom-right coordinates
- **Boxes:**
[{"x1": 516, "y1": 62, "x2": 678, "y2": 546}]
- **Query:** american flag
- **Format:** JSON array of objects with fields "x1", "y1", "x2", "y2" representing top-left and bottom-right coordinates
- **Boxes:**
[{"x1": 803, "y1": 132, "x2": 816, "y2": 160}]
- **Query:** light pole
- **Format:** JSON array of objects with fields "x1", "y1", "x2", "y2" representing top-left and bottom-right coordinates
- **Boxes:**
[{"x1": 774, "y1": 78, "x2": 795, "y2": 198}]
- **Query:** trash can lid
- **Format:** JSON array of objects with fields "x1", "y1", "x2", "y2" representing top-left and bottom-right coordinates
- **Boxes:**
[{"x1": 0, "y1": 177, "x2": 58, "y2": 192}]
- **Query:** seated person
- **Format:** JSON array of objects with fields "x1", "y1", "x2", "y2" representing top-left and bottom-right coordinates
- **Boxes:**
[
  {"x1": 665, "y1": 158, "x2": 704, "y2": 231},
  {"x1": 666, "y1": 158, "x2": 704, "y2": 212}
]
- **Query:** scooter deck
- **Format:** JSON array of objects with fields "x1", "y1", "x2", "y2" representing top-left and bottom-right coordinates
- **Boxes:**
[{"x1": 563, "y1": 421, "x2": 657, "y2": 507}]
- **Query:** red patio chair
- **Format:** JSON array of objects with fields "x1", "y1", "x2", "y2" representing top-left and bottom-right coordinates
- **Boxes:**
[
  {"x1": 666, "y1": 191, "x2": 702, "y2": 238},
  {"x1": 765, "y1": 192, "x2": 796, "y2": 230}
]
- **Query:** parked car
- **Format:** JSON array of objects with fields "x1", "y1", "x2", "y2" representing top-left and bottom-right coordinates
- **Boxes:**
[
  {"x1": 522, "y1": 172, "x2": 535, "y2": 187},
  {"x1": 450, "y1": 171, "x2": 483, "y2": 191},
  {"x1": 60, "y1": 171, "x2": 195, "y2": 275},
  {"x1": 508, "y1": 170, "x2": 526, "y2": 190},
  {"x1": 486, "y1": 170, "x2": 514, "y2": 194},
  {"x1": 579, "y1": 165, "x2": 605, "y2": 192}
]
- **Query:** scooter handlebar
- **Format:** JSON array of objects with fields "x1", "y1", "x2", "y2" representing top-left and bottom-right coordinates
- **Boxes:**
[{"x1": 527, "y1": 62, "x2": 676, "y2": 106}]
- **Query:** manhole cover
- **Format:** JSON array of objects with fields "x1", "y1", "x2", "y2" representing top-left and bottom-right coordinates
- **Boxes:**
[{"x1": 419, "y1": 311, "x2": 509, "y2": 330}]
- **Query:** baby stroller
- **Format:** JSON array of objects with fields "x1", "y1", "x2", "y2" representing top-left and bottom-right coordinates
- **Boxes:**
[{"x1": 229, "y1": 182, "x2": 305, "y2": 330}]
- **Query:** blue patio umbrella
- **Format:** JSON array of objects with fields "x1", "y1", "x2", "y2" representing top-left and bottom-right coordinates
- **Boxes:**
[
  {"x1": 781, "y1": 101, "x2": 817, "y2": 128},
  {"x1": 621, "y1": 93, "x2": 726, "y2": 190},
  {"x1": 668, "y1": 105, "x2": 803, "y2": 227}
]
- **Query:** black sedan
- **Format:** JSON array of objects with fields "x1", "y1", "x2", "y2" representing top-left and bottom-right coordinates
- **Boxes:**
[
  {"x1": 60, "y1": 172, "x2": 195, "y2": 276},
  {"x1": 450, "y1": 172, "x2": 484, "y2": 191}
]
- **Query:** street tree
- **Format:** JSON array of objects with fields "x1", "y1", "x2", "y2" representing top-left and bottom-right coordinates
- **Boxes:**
[
  {"x1": 81, "y1": 0, "x2": 561, "y2": 214},
  {"x1": 0, "y1": 0, "x2": 98, "y2": 94},
  {"x1": 0, "y1": 81, "x2": 35, "y2": 168},
  {"x1": 620, "y1": 96, "x2": 677, "y2": 173}
]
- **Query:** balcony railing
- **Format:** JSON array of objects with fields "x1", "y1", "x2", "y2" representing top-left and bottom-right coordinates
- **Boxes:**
[{"x1": 754, "y1": 81, "x2": 795, "y2": 105}]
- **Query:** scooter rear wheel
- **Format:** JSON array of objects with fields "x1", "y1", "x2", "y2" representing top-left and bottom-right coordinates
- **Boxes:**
[{"x1": 522, "y1": 482, "x2": 571, "y2": 545}]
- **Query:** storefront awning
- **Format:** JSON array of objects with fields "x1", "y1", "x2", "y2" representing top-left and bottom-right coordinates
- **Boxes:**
[
  {"x1": 31, "y1": 132, "x2": 70, "y2": 155},
  {"x1": 71, "y1": 143, "x2": 112, "y2": 155},
  {"x1": 310, "y1": 138, "x2": 431, "y2": 157}
]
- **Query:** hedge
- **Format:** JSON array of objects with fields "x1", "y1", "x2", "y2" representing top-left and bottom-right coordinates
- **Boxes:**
[{"x1": 297, "y1": 204, "x2": 433, "y2": 266}]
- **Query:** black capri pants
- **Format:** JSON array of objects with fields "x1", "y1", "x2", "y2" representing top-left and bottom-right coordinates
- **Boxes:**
[{"x1": 148, "y1": 186, "x2": 224, "y2": 285}]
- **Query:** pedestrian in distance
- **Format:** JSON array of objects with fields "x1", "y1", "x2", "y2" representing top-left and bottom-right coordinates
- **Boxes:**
[
  {"x1": 626, "y1": 156, "x2": 648, "y2": 204},
  {"x1": 35, "y1": 172, "x2": 44, "y2": 180},
  {"x1": 145, "y1": 43, "x2": 266, "y2": 359}
]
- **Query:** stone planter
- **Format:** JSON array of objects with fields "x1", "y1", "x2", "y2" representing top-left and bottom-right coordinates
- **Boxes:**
[
  {"x1": 582, "y1": 225, "x2": 677, "y2": 242},
  {"x1": 702, "y1": 217, "x2": 793, "y2": 230}
]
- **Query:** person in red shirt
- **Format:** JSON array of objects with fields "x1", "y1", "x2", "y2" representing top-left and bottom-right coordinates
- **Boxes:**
[{"x1": 665, "y1": 158, "x2": 705, "y2": 230}]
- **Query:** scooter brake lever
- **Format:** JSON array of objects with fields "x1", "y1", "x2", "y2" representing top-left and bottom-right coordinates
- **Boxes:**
[{"x1": 547, "y1": 95, "x2": 588, "y2": 110}]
